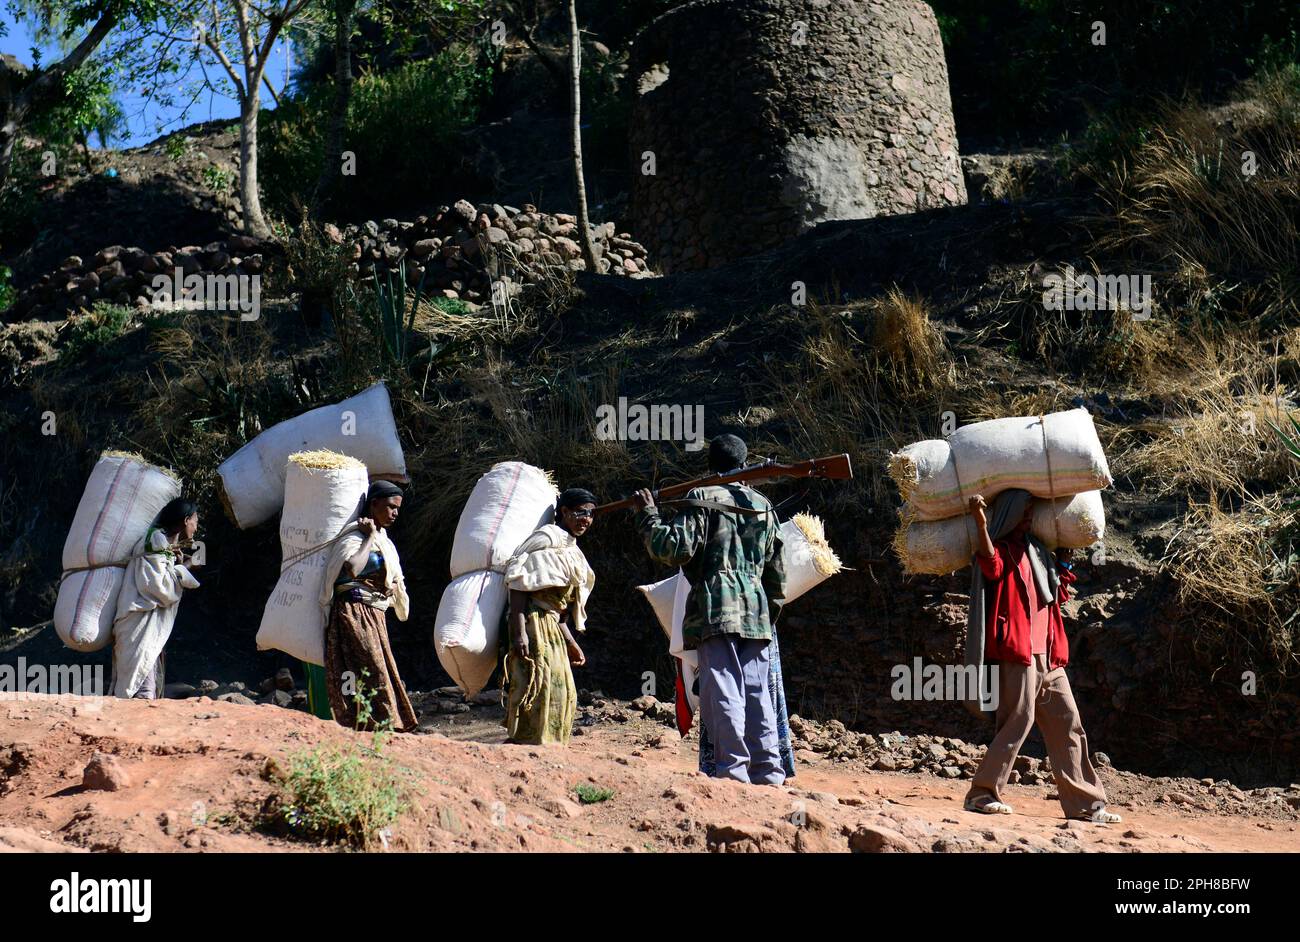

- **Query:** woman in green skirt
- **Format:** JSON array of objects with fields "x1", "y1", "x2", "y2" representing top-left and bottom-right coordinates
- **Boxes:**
[{"x1": 501, "y1": 488, "x2": 597, "y2": 745}]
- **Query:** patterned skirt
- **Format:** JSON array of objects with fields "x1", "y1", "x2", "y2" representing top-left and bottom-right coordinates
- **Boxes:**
[
  {"x1": 324, "y1": 597, "x2": 419, "y2": 733},
  {"x1": 503, "y1": 608, "x2": 577, "y2": 745}
]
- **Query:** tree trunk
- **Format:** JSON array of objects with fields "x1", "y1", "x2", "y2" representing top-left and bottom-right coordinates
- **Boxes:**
[
  {"x1": 0, "y1": 9, "x2": 119, "y2": 186},
  {"x1": 238, "y1": 86, "x2": 272, "y2": 239},
  {"x1": 312, "y1": 0, "x2": 357, "y2": 216},
  {"x1": 567, "y1": 0, "x2": 600, "y2": 273}
]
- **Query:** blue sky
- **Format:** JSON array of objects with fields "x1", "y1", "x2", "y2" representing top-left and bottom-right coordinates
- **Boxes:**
[{"x1": 0, "y1": 7, "x2": 292, "y2": 149}]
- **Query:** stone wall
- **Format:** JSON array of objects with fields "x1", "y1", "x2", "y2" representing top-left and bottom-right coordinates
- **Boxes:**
[{"x1": 628, "y1": 0, "x2": 967, "y2": 273}]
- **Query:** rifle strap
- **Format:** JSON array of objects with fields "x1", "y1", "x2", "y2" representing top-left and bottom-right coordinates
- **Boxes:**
[{"x1": 659, "y1": 498, "x2": 774, "y2": 516}]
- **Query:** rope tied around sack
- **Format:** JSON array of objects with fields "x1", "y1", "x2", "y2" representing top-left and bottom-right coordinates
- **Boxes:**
[
  {"x1": 948, "y1": 434, "x2": 974, "y2": 558},
  {"x1": 1038, "y1": 414, "x2": 1063, "y2": 550},
  {"x1": 278, "y1": 522, "x2": 363, "y2": 574},
  {"x1": 59, "y1": 540, "x2": 196, "y2": 584}
]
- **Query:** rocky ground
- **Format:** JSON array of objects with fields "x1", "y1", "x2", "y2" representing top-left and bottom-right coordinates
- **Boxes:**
[{"x1": 1, "y1": 688, "x2": 1296, "y2": 853}]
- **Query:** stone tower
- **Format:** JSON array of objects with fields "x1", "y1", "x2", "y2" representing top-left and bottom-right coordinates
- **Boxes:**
[{"x1": 628, "y1": 0, "x2": 967, "y2": 273}]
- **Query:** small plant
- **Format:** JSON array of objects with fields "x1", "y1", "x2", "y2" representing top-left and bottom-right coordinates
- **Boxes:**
[
  {"x1": 574, "y1": 783, "x2": 615, "y2": 804},
  {"x1": 58, "y1": 301, "x2": 133, "y2": 364},
  {"x1": 200, "y1": 164, "x2": 235, "y2": 193},
  {"x1": 0, "y1": 265, "x2": 15, "y2": 313},
  {"x1": 431, "y1": 295, "x2": 471, "y2": 316},
  {"x1": 164, "y1": 135, "x2": 191, "y2": 161},
  {"x1": 274, "y1": 674, "x2": 411, "y2": 848},
  {"x1": 340, "y1": 265, "x2": 426, "y2": 372},
  {"x1": 278, "y1": 742, "x2": 410, "y2": 849}
]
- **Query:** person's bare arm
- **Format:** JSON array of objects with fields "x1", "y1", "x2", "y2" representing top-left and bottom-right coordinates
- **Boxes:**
[
  {"x1": 969, "y1": 495, "x2": 995, "y2": 559},
  {"x1": 345, "y1": 518, "x2": 379, "y2": 575},
  {"x1": 509, "y1": 589, "x2": 530, "y2": 659},
  {"x1": 558, "y1": 619, "x2": 585, "y2": 667}
]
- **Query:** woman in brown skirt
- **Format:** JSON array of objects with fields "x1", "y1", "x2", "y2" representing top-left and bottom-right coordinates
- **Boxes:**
[{"x1": 321, "y1": 480, "x2": 418, "y2": 732}]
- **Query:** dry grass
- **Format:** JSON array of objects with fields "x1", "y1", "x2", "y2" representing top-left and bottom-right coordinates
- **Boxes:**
[
  {"x1": 757, "y1": 291, "x2": 954, "y2": 512},
  {"x1": 790, "y1": 512, "x2": 842, "y2": 576},
  {"x1": 1162, "y1": 495, "x2": 1300, "y2": 675},
  {"x1": 868, "y1": 288, "x2": 951, "y2": 394},
  {"x1": 289, "y1": 449, "x2": 366, "y2": 471},
  {"x1": 1111, "y1": 331, "x2": 1300, "y2": 499},
  {"x1": 1087, "y1": 69, "x2": 1300, "y2": 326}
]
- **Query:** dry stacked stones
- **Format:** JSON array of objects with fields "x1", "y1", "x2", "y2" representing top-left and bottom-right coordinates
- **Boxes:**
[
  {"x1": 5, "y1": 201, "x2": 653, "y2": 319},
  {"x1": 628, "y1": 0, "x2": 967, "y2": 272},
  {"x1": 336, "y1": 200, "x2": 654, "y2": 304},
  {"x1": 6, "y1": 235, "x2": 271, "y2": 320}
]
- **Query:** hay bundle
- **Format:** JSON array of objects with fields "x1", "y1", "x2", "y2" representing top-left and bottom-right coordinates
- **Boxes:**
[
  {"x1": 255, "y1": 449, "x2": 369, "y2": 665},
  {"x1": 894, "y1": 490, "x2": 1106, "y2": 575},
  {"x1": 888, "y1": 408, "x2": 1112, "y2": 521}
]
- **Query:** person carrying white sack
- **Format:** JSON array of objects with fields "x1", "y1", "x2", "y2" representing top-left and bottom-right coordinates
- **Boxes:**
[
  {"x1": 110, "y1": 498, "x2": 202, "y2": 699},
  {"x1": 962, "y1": 488, "x2": 1120, "y2": 823},
  {"x1": 318, "y1": 480, "x2": 418, "y2": 732}
]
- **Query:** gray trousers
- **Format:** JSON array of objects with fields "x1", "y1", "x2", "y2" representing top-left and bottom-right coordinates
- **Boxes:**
[{"x1": 696, "y1": 634, "x2": 785, "y2": 785}]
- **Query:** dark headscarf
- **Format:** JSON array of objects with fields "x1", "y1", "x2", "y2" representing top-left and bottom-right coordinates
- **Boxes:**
[
  {"x1": 368, "y1": 480, "x2": 404, "y2": 502},
  {"x1": 964, "y1": 488, "x2": 1058, "y2": 717},
  {"x1": 556, "y1": 487, "x2": 597, "y2": 516}
]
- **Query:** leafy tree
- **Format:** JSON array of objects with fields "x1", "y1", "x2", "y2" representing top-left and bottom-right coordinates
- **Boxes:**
[
  {"x1": 0, "y1": 1, "x2": 156, "y2": 183},
  {"x1": 103, "y1": 0, "x2": 321, "y2": 238}
]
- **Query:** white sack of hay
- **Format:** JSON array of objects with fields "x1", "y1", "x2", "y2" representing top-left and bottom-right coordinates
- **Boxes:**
[
  {"x1": 256, "y1": 450, "x2": 369, "y2": 665},
  {"x1": 894, "y1": 489, "x2": 1106, "y2": 575},
  {"x1": 55, "y1": 452, "x2": 182, "y2": 653},
  {"x1": 888, "y1": 408, "x2": 1111, "y2": 521}
]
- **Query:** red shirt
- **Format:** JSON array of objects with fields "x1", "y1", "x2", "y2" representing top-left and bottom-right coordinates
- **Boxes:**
[{"x1": 976, "y1": 532, "x2": 1076, "y2": 669}]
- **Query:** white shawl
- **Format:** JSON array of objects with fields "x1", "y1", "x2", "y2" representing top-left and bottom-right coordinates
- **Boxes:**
[
  {"x1": 111, "y1": 529, "x2": 200, "y2": 698},
  {"x1": 503, "y1": 524, "x2": 595, "y2": 632},
  {"x1": 318, "y1": 526, "x2": 409, "y2": 623}
]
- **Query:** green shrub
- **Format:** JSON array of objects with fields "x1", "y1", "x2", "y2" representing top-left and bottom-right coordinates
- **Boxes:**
[
  {"x1": 58, "y1": 302, "x2": 134, "y2": 364},
  {"x1": 274, "y1": 674, "x2": 413, "y2": 849},
  {"x1": 0, "y1": 265, "x2": 15, "y2": 314},
  {"x1": 260, "y1": 48, "x2": 492, "y2": 217},
  {"x1": 200, "y1": 164, "x2": 235, "y2": 193},
  {"x1": 574, "y1": 783, "x2": 615, "y2": 804},
  {"x1": 278, "y1": 743, "x2": 411, "y2": 849}
]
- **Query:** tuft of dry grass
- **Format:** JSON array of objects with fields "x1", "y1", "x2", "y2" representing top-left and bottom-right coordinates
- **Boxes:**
[
  {"x1": 1162, "y1": 495, "x2": 1300, "y2": 675},
  {"x1": 790, "y1": 512, "x2": 842, "y2": 576},
  {"x1": 868, "y1": 288, "x2": 951, "y2": 394},
  {"x1": 1086, "y1": 69, "x2": 1300, "y2": 326},
  {"x1": 1111, "y1": 330, "x2": 1300, "y2": 499},
  {"x1": 757, "y1": 291, "x2": 953, "y2": 512},
  {"x1": 289, "y1": 449, "x2": 366, "y2": 471}
]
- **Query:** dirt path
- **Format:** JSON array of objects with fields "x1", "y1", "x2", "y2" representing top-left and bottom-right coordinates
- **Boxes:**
[{"x1": 1, "y1": 693, "x2": 1295, "y2": 853}]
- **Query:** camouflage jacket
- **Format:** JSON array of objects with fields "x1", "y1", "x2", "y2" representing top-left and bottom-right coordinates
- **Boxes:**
[{"x1": 635, "y1": 483, "x2": 786, "y2": 648}]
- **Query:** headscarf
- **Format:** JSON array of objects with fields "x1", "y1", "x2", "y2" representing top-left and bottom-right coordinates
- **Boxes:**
[
  {"x1": 367, "y1": 480, "x2": 404, "y2": 504},
  {"x1": 964, "y1": 488, "x2": 1058, "y2": 717}
]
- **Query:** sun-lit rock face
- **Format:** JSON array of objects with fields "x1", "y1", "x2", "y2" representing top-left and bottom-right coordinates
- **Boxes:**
[{"x1": 628, "y1": 0, "x2": 967, "y2": 273}]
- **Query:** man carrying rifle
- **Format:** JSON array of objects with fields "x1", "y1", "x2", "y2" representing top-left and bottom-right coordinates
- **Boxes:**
[{"x1": 631, "y1": 434, "x2": 788, "y2": 785}]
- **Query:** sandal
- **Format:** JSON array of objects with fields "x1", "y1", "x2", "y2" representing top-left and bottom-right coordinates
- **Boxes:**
[
  {"x1": 1078, "y1": 808, "x2": 1122, "y2": 824},
  {"x1": 964, "y1": 797, "x2": 1014, "y2": 815}
]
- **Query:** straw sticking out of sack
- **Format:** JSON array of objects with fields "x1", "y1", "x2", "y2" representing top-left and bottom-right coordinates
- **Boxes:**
[
  {"x1": 886, "y1": 452, "x2": 920, "y2": 504},
  {"x1": 489, "y1": 460, "x2": 557, "y2": 489},
  {"x1": 101, "y1": 449, "x2": 182, "y2": 484},
  {"x1": 791, "y1": 512, "x2": 842, "y2": 576},
  {"x1": 289, "y1": 449, "x2": 366, "y2": 471}
]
